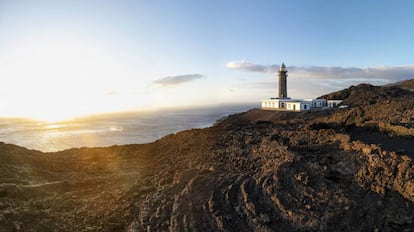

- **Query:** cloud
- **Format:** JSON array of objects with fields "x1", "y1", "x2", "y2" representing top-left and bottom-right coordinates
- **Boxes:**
[
  {"x1": 153, "y1": 74, "x2": 204, "y2": 86},
  {"x1": 227, "y1": 61, "x2": 414, "y2": 84},
  {"x1": 227, "y1": 61, "x2": 278, "y2": 73},
  {"x1": 228, "y1": 61, "x2": 414, "y2": 98},
  {"x1": 288, "y1": 65, "x2": 414, "y2": 83}
]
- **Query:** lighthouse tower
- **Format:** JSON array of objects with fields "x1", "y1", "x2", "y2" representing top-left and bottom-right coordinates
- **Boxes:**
[
  {"x1": 261, "y1": 61, "x2": 334, "y2": 111},
  {"x1": 278, "y1": 63, "x2": 288, "y2": 98}
]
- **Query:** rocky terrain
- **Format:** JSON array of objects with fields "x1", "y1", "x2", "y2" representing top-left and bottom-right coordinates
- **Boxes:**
[{"x1": 1, "y1": 80, "x2": 414, "y2": 231}]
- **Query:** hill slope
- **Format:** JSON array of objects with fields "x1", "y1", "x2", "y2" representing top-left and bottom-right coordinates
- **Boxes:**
[
  {"x1": 1, "y1": 81, "x2": 414, "y2": 231},
  {"x1": 387, "y1": 79, "x2": 414, "y2": 91},
  {"x1": 318, "y1": 82, "x2": 414, "y2": 106}
]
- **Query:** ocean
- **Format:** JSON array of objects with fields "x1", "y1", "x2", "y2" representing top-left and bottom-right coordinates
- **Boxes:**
[{"x1": 0, "y1": 104, "x2": 257, "y2": 152}]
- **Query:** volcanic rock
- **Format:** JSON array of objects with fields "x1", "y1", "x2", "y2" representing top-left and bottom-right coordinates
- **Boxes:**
[{"x1": 1, "y1": 81, "x2": 414, "y2": 231}]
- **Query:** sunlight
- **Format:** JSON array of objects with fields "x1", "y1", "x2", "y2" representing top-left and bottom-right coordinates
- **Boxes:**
[
  {"x1": 0, "y1": 34, "x2": 150, "y2": 122},
  {"x1": 0, "y1": 32, "x2": 217, "y2": 122}
]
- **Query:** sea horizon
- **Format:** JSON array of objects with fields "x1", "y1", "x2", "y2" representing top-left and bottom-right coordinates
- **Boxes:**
[{"x1": 0, "y1": 103, "x2": 257, "y2": 152}]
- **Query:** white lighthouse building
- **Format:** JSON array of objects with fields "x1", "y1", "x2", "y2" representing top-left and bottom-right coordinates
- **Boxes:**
[{"x1": 261, "y1": 63, "x2": 340, "y2": 111}]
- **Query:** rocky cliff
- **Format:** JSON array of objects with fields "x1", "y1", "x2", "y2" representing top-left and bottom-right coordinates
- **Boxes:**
[{"x1": 0, "y1": 81, "x2": 414, "y2": 231}]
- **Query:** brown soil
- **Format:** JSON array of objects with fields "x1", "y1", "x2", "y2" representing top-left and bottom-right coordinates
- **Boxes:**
[{"x1": 1, "y1": 81, "x2": 414, "y2": 231}]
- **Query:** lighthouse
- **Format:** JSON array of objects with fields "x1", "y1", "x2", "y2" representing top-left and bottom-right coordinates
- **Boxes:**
[
  {"x1": 278, "y1": 62, "x2": 288, "y2": 98},
  {"x1": 261, "y1": 61, "x2": 336, "y2": 111}
]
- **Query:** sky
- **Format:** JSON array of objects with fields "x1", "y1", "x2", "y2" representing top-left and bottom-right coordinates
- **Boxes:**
[{"x1": 1, "y1": 0, "x2": 414, "y2": 121}]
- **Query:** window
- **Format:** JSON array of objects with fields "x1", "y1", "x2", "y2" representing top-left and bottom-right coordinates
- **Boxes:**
[{"x1": 304, "y1": 105, "x2": 307, "y2": 110}]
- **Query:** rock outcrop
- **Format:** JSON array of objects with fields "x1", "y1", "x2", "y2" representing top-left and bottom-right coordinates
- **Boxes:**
[{"x1": 1, "y1": 81, "x2": 414, "y2": 231}]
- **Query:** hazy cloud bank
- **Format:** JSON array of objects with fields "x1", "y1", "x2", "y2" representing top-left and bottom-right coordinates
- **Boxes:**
[
  {"x1": 227, "y1": 61, "x2": 278, "y2": 73},
  {"x1": 227, "y1": 61, "x2": 414, "y2": 83},
  {"x1": 153, "y1": 74, "x2": 204, "y2": 86}
]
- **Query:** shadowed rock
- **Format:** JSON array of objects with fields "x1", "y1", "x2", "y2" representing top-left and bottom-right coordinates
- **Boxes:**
[{"x1": 1, "y1": 81, "x2": 414, "y2": 231}]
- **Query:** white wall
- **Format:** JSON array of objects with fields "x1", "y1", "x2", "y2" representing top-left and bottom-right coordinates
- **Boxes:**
[
  {"x1": 286, "y1": 102, "x2": 301, "y2": 111},
  {"x1": 262, "y1": 99, "x2": 317, "y2": 111},
  {"x1": 327, "y1": 100, "x2": 343, "y2": 108},
  {"x1": 310, "y1": 99, "x2": 326, "y2": 108},
  {"x1": 301, "y1": 103, "x2": 310, "y2": 111},
  {"x1": 262, "y1": 100, "x2": 280, "y2": 109}
]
